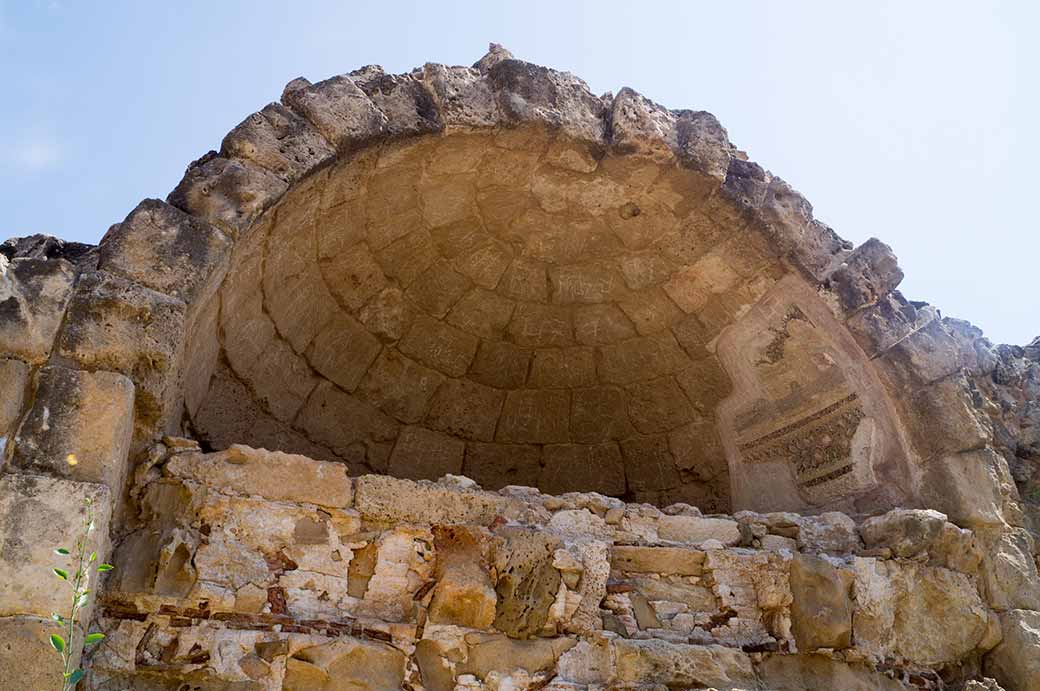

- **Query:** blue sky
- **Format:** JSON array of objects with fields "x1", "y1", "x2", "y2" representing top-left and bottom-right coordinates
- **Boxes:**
[{"x1": 1, "y1": 1, "x2": 1036, "y2": 344}]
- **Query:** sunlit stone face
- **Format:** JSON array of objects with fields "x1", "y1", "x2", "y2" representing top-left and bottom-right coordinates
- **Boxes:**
[{"x1": 187, "y1": 127, "x2": 789, "y2": 512}]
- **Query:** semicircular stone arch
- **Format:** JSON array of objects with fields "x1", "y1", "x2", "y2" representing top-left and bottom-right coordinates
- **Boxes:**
[
  {"x1": 35, "y1": 44, "x2": 993, "y2": 520},
  {"x1": 5, "y1": 44, "x2": 1037, "y2": 689}
]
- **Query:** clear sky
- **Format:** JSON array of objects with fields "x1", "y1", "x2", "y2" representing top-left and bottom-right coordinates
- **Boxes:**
[{"x1": 1, "y1": 1, "x2": 1036, "y2": 344}]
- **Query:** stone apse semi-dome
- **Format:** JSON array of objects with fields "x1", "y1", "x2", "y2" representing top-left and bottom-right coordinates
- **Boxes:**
[{"x1": 1, "y1": 44, "x2": 1039, "y2": 690}]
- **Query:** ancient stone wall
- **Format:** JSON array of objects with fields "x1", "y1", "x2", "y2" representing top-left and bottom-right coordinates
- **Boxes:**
[{"x1": 0, "y1": 44, "x2": 1037, "y2": 689}]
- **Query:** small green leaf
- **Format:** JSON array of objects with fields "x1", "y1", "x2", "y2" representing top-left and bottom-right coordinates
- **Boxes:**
[
  {"x1": 84, "y1": 632, "x2": 105, "y2": 646},
  {"x1": 97, "y1": 563, "x2": 114, "y2": 572},
  {"x1": 52, "y1": 568, "x2": 68, "y2": 580},
  {"x1": 67, "y1": 668, "x2": 85, "y2": 684},
  {"x1": 89, "y1": 551, "x2": 97, "y2": 562},
  {"x1": 49, "y1": 633, "x2": 65, "y2": 653},
  {"x1": 54, "y1": 547, "x2": 70, "y2": 555},
  {"x1": 51, "y1": 613, "x2": 64, "y2": 623},
  {"x1": 77, "y1": 593, "x2": 89, "y2": 608}
]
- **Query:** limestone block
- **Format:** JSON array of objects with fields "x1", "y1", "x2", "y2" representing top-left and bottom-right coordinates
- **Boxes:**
[
  {"x1": 626, "y1": 377, "x2": 695, "y2": 434},
  {"x1": 284, "y1": 636, "x2": 406, "y2": 690},
  {"x1": 789, "y1": 553, "x2": 853, "y2": 651},
  {"x1": 422, "y1": 62, "x2": 500, "y2": 129},
  {"x1": 387, "y1": 425, "x2": 464, "y2": 480},
  {"x1": 978, "y1": 528, "x2": 1040, "y2": 612},
  {"x1": 356, "y1": 348, "x2": 445, "y2": 424},
  {"x1": 487, "y1": 59, "x2": 607, "y2": 145},
  {"x1": 612, "y1": 639, "x2": 756, "y2": 688},
  {"x1": 12, "y1": 365, "x2": 134, "y2": 498},
  {"x1": 674, "y1": 110, "x2": 734, "y2": 183},
  {"x1": 528, "y1": 347, "x2": 597, "y2": 389},
  {"x1": 0, "y1": 616, "x2": 80, "y2": 691},
  {"x1": 322, "y1": 242, "x2": 388, "y2": 311},
  {"x1": 573, "y1": 303, "x2": 637, "y2": 345},
  {"x1": 881, "y1": 317, "x2": 982, "y2": 387},
  {"x1": 456, "y1": 633, "x2": 575, "y2": 678},
  {"x1": 618, "y1": 288, "x2": 684, "y2": 335},
  {"x1": 859, "y1": 508, "x2": 948, "y2": 558},
  {"x1": 609, "y1": 86, "x2": 679, "y2": 159},
  {"x1": 0, "y1": 357, "x2": 29, "y2": 444},
  {"x1": 445, "y1": 285, "x2": 513, "y2": 339},
  {"x1": 797, "y1": 512, "x2": 860, "y2": 555},
  {"x1": 985, "y1": 609, "x2": 1040, "y2": 691},
  {"x1": 598, "y1": 332, "x2": 691, "y2": 385},
  {"x1": 570, "y1": 385, "x2": 636, "y2": 443},
  {"x1": 220, "y1": 101, "x2": 335, "y2": 183},
  {"x1": 424, "y1": 378, "x2": 504, "y2": 442},
  {"x1": 303, "y1": 311, "x2": 382, "y2": 392},
  {"x1": 507, "y1": 302, "x2": 574, "y2": 348},
  {"x1": 56, "y1": 270, "x2": 186, "y2": 437},
  {"x1": 541, "y1": 443, "x2": 626, "y2": 496},
  {"x1": 845, "y1": 291, "x2": 937, "y2": 358},
  {"x1": 610, "y1": 546, "x2": 705, "y2": 576},
  {"x1": 399, "y1": 315, "x2": 479, "y2": 377},
  {"x1": 428, "y1": 526, "x2": 496, "y2": 629},
  {"x1": 756, "y1": 654, "x2": 912, "y2": 691},
  {"x1": 463, "y1": 442, "x2": 541, "y2": 490},
  {"x1": 0, "y1": 474, "x2": 110, "y2": 622},
  {"x1": 354, "y1": 474, "x2": 517, "y2": 525},
  {"x1": 493, "y1": 527, "x2": 562, "y2": 638},
  {"x1": 409, "y1": 261, "x2": 474, "y2": 319},
  {"x1": 920, "y1": 448, "x2": 1008, "y2": 529},
  {"x1": 852, "y1": 557, "x2": 992, "y2": 666},
  {"x1": 163, "y1": 445, "x2": 352, "y2": 508},
  {"x1": 0, "y1": 256, "x2": 75, "y2": 363},
  {"x1": 351, "y1": 67, "x2": 443, "y2": 137},
  {"x1": 469, "y1": 340, "x2": 530, "y2": 389},
  {"x1": 167, "y1": 152, "x2": 288, "y2": 236},
  {"x1": 358, "y1": 286, "x2": 416, "y2": 342},
  {"x1": 98, "y1": 198, "x2": 231, "y2": 305},
  {"x1": 620, "y1": 435, "x2": 681, "y2": 493},
  {"x1": 281, "y1": 73, "x2": 389, "y2": 152},
  {"x1": 656, "y1": 515, "x2": 741, "y2": 546},
  {"x1": 497, "y1": 389, "x2": 570, "y2": 444},
  {"x1": 826, "y1": 237, "x2": 904, "y2": 313}
]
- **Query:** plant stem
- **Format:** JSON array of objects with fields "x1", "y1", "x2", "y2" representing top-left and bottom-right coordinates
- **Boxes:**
[{"x1": 62, "y1": 500, "x2": 92, "y2": 691}]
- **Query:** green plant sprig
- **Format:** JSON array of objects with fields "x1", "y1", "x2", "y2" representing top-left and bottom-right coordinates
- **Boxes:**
[{"x1": 48, "y1": 496, "x2": 114, "y2": 690}]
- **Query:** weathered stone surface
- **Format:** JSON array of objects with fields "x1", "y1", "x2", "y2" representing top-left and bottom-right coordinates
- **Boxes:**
[
  {"x1": 98, "y1": 198, "x2": 231, "y2": 304},
  {"x1": 487, "y1": 59, "x2": 607, "y2": 145},
  {"x1": 656, "y1": 514, "x2": 741, "y2": 545},
  {"x1": 164, "y1": 444, "x2": 352, "y2": 508},
  {"x1": 0, "y1": 255, "x2": 75, "y2": 362},
  {"x1": 612, "y1": 639, "x2": 756, "y2": 688},
  {"x1": 859, "y1": 508, "x2": 948, "y2": 558},
  {"x1": 12, "y1": 365, "x2": 134, "y2": 497},
  {"x1": 387, "y1": 425, "x2": 464, "y2": 480},
  {"x1": 985, "y1": 609, "x2": 1040, "y2": 691},
  {"x1": 827, "y1": 237, "x2": 904, "y2": 313},
  {"x1": 540, "y1": 443, "x2": 626, "y2": 496},
  {"x1": 282, "y1": 73, "x2": 389, "y2": 152},
  {"x1": 789, "y1": 553, "x2": 853, "y2": 651},
  {"x1": 852, "y1": 558, "x2": 991, "y2": 666},
  {"x1": 355, "y1": 474, "x2": 516, "y2": 525},
  {"x1": 56, "y1": 270, "x2": 186, "y2": 436},
  {"x1": 0, "y1": 474, "x2": 110, "y2": 622},
  {"x1": 0, "y1": 616, "x2": 79, "y2": 691},
  {"x1": 611, "y1": 546, "x2": 705, "y2": 575},
  {"x1": 168, "y1": 152, "x2": 288, "y2": 235},
  {"x1": 0, "y1": 357, "x2": 29, "y2": 446},
  {"x1": 221, "y1": 101, "x2": 336, "y2": 183}
]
